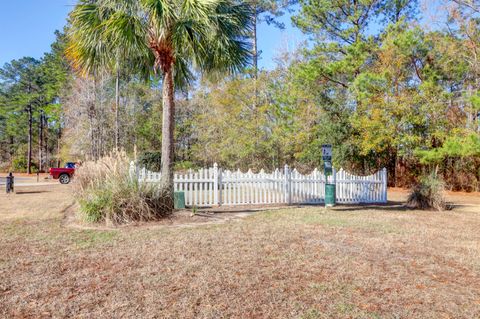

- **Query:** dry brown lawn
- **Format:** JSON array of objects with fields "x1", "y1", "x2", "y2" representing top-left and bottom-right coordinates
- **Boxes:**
[{"x1": 1, "y1": 185, "x2": 480, "y2": 318}]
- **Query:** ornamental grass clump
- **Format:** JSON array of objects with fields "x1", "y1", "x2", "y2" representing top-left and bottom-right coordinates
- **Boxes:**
[
  {"x1": 406, "y1": 173, "x2": 447, "y2": 211},
  {"x1": 75, "y1": 153, "x2": 172, "y2": 224}
]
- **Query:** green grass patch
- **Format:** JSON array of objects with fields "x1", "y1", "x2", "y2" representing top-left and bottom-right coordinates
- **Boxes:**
[
  {"x1": 0, "y1": 220, "x2": 32, "y2": 238},
  {"x1": 70, "y1": 229, "x2": 118, "y2": 249},
  {"x1": 252, "y1": 208, "x2": 401, "y2": 234},
  {"x1": 300, "y1": 308, "x2": 322, "y2": 319}
]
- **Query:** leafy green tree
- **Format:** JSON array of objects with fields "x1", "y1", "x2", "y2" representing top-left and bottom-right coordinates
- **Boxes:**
[
  {"x1": 290, "y1": 0, "x2": 423, "y2": 176},
  {"x1": 291, "y1": 0, "x2": 383, "y2": 172},
  {"x1": 192, "y1": 75, "x2": 273, "y2": 170},
  {"x1": 0, "y1": 58, "x2": 44, "y2": 173},
  {"x1": 39, "y1": 30, "x2": 71, "y2": 168}
]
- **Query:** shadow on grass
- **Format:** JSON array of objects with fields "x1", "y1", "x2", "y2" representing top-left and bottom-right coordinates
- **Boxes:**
[
  {"x1": 329, "y1": 201, "x2": 409, "y2": 212},
  {"x1": 195, "y1": 202, "x2": 412, "y2": 214},
  {"x1": 196, "y1": 205, "x2": 290, "y2": 215},
  {"x1": 332, "y1": 201, "x2": 466, "y2": 212},
  {"x1": 15, "y1": 190, "x2": 50, "y2": 195},
  {"x1": 448, "y1": 203, "x2": 476, "y2": 209}
]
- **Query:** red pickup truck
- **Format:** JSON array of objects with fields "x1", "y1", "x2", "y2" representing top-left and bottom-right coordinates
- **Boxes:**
[{"x1": 49, "y1": 162, "x2": 76, "y2": 184}]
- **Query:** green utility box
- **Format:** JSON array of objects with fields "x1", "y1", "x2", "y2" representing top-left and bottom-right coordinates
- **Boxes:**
[
  {"x1": 174, "y1": 191, "x2": 186, "y2": 209},
  {"x1": 325, "y1": 184, "x2": 336, "y2": 207}
]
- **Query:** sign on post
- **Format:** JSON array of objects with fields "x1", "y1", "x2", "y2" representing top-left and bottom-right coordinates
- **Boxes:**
[
  {"x1": 322, "y1": 144, "x2": 335, "y2": 207},
  {"x1": 324, "y1": 160, "x2": 333, "y2": 176},
  {"x1": 322, "y1": 144, "x2": 333, "y2": 175}
]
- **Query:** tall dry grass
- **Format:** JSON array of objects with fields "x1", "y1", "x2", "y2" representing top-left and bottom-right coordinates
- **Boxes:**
[{"x1": 74, "y1": 152, "x2": 172, "y2": 224}]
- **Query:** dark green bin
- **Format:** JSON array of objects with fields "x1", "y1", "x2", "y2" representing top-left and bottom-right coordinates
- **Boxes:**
[
  {"x1": 325, "y1": 184, "x2": 336, "y2": 207},
  {"x1": 174, "y1": 191, "x2": 186, "y2": 209}
]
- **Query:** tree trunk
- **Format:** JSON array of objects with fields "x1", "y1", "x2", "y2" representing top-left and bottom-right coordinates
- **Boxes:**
[
  {"x1": 98, "y1": 74, "x2": 104, "y2": 157},
  {"x1": 115, "y1": 69, "x2": 120, "y2": 151},
  {"x1": 9, "y1": 136, "x2": 14, "y2": 160},
  {"x1": 253, "y1": 6, "x2": 259, "y2": 109},
  {"x1": 253, "y1": 9, "x2": 258, "y2": 80},
  {"x1": 159, "y1": 66, "x2": 175, "y2": 211},
  {"x1": 90, "y1": 76, "x2": 99, "y2": 159},
  {"x1": 44, "y1": 115, "x2": 48, "y2": 170},
  {"x1": 133, "y1": 95, "x2": 138, "y2": 154},
  {"x1": 38, "y1": 110, "x2": 44, "y2": 172},
  {"x1": 394, "y1": 154, "x2": 399, "y2": 188},
  {"x1": 27, "y1": 105, "x2": 33, "y2": 174},
  {"x1": 57, "y1": 127, "x2": 61, "y2": 168}
]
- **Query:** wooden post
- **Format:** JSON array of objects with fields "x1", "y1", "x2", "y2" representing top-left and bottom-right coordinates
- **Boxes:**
[
  {"x1": 284, "y1": 164, "x2": 291, "y2": 205},
  {"x1": 218, "y1": 165, "x2": 223, "y2": 206},
  {"x1": 382, "y1": 167, "x2": 388, "y2": 203},
  {"x1": 333, "y1": 167, "x2": 337, "y2": 202},
  {"x1": 213, "y1": 163, "x2": 219, "y2": 206}
]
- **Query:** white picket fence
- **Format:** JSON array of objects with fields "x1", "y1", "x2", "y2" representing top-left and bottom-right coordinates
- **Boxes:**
[{"x1": 131, "y1": 162, "x2": 387, "y2": 207}]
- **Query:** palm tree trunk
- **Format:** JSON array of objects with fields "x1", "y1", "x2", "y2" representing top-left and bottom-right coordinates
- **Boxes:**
[
  {"x1": 27, "y1": 105, "x2": 33, "y2": 174},
  {"x1": 160, "y1": 66, "x2": 175, "y2": 211}
]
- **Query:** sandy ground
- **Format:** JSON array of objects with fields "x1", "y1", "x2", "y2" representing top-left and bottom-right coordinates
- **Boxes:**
[
  {"x1": 0, "y1": 184, "x2": 73, "y2": 220},
  {"x1": 0, "y1": 185, "x2": 479, "y2": 318}
]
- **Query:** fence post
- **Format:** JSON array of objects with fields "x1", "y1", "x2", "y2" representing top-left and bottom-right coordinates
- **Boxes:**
[
  {"x1": 218, "y1": 167, "x2": 223, "y2": 206},
  {"x1": 284, "y1": 164, "x2": 291, "y2": 205},
  {"x1": 333, "y1": 167, "x2": 337, "y2": 201},
  {"x1": 213, "y1": 163, "x2": 219, "y2": 206},
  {"x1": 382, "y1": 167, "x2": 388, "y2": 203}
]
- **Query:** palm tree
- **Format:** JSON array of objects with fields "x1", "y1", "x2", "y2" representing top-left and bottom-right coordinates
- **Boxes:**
[{"x1": 68, "y1": 0, "x2": 252, "y2": 211}]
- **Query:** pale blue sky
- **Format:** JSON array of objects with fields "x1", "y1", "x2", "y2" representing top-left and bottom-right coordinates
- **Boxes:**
[{"x1": 0, "y1": 0, "x2": 306, "y2": 70}]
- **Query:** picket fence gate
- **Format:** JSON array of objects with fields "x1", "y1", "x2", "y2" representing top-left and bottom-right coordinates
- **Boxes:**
[{"x1": 130, "y1": 162, "x2": 387, "y2": 207}]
